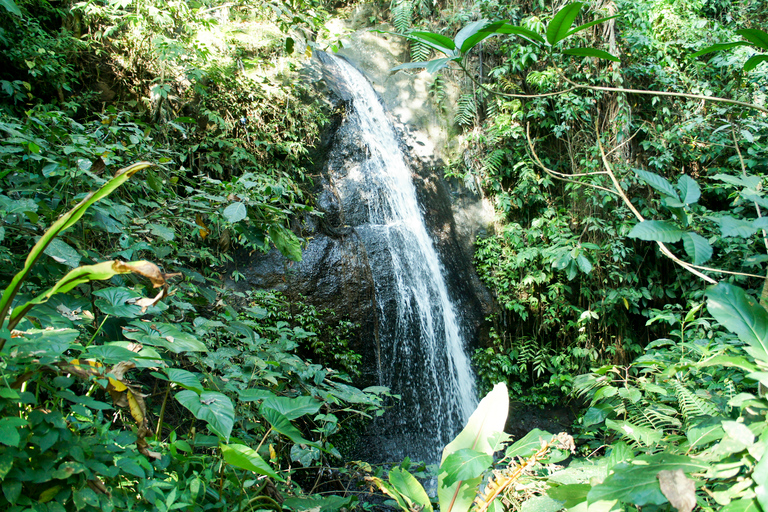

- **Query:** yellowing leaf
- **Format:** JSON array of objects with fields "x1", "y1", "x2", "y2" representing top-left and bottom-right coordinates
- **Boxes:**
[{"x1": 127, "y1": 390, "x2": 145, "y2": 425}]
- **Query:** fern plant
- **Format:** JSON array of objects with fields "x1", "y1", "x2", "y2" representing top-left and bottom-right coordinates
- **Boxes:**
[{"x1": 455, "y1": 92, "x2": 477, "y2": 127}]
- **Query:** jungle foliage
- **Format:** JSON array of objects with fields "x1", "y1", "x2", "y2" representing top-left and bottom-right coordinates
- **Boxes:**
[
  {"x1": 0, "y1": 0, "x2": 396, "y2": 509},
  {"x1": 385, "y1": 0, "x2": 768, "y2": 509}
]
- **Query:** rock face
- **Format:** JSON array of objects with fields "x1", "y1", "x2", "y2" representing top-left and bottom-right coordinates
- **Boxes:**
[{"x1": 229, "y1": 30, "x2": 494, "y2": 460}]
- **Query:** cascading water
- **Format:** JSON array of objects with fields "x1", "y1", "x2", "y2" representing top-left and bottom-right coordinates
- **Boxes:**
[{"x1": 317, "y1": 52, "x2": 478, "y2": 463}]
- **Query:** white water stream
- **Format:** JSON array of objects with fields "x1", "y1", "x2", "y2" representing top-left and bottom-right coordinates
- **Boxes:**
[{"x1": 323, "y1": 54, "x2": 477, "y2": 462}]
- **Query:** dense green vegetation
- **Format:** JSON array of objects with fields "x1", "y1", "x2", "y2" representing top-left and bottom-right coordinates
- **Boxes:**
[
  {"x1": 2, "y1": 0, "x2": 768, "y2": 509},
  {"x1": 381, "y1": 0, "x2": 768, "y2": 510}
]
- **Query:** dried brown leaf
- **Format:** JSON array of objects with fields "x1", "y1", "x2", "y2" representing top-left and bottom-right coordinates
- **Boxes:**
[{"x1": 657, "y1": 469, "x2": 696, "y2": 512}]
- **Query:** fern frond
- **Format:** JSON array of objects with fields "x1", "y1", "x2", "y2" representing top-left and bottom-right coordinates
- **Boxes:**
[
  {"x1": 455, "y1": 93, "x2": 477, "y2": 127},
  {"x1": 626, "y1": 401, "x2": 681, "y2": 432},
  {"x1": 390, "y1": 0, "x2": 412, "y2": 33},
  {"x1": 482, "y1": 149, "x2": 505, "y2": 176},
  {"x1": 410, "y1": 40, "x2": 430, "y2": 62},
  {"x1": 671, "y1": 379, "x2": 720, "y2": 422}
]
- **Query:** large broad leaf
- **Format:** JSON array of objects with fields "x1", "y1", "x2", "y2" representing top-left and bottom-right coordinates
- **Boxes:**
[
  {"x1": 691, "y1": 41, "x2": 751, "y2": 57},
  {"x1": 438, "y1": 382, "x2": 508, "y2": 512},
  {"x1": 0, "y1": 162, "x2": 153, "y2": 331},
  {"x1": 453, "y1": 19, "x2": 501, "y2": 53},
  {"x1": 222, "y1": 202, "x2": 247, "y2": 223},
  {"x1": 44, "y1": 238, "x2": 81, "y2": 268},
  {"x1": 677, "y1": 175, "x2": 701, "y2": 205},
  {"x1": 0, "y1": 0, "x2": 22, "y2": 16},
  {"x1": 628, "y1": 221, "x2": 683, "y2": 243},
  {"x1": 706, "y1": 283, "x2": 768, "y2": 362},
  {"x1": 261, "y1": 407, "x2": 319, "y2": 448},
  {"x1": 745, "y1": 55, "x2": 768, "y2": 72},
  {"x1": 94, "y1": 287, "x2": 154, "y2": 318},
  {"x1": 506, "y1": 428, "x2": 554, "y2": 458},
  {"x1": 458, "y1": 21, "x2": 506, "y2": 54},
  {"x1": 634, "y1": 169, "x2": 679, "y2": 199},
  {"x1": 737, "y1": 29, "x2": 768, "y2": 50},
  {"x1": 176, "y1": 390, "x2": 234, "y2": 440},
  {"x1": 122, "y1": 321, "x2": 207, "y2": 353},
  {"x1": 490, "y1": 23, "x2": 546, "y2": 44},
  {"x1": 260, "y1": 395, "x2": 322, "y2": 420},
  {"x1": 562, "y1": 47, "x2": 619, "y2": 61},
  {"x1": 546, "y1": 2, "x2": 584, "y2": 45},
  {"x1": 165, "y1": 368, "x2": 204, "y2": 394},
  {"x1": 426, "y1": 57, "x2": 456, "y2": 74},
  {"x1": 268, "y1": 225, "x2": 302, "y2": 262},
  {"x1": 283, "y1": 495, "x2": 354, "y2": 511},
  {"x1": 220, "y1": 443, "x2": 284, "y2": 481},
  {"x1": 715, "y1": 216, "x2": 759, "y2": 238},
  {"x1": 389, "y1": 467, "x2": 434, "y2": 512},
  {"x1": 565, "y1": 14, "x2": 619, "y2": 38},
  {"x1": 440, "y1": 448, "x2": 493, "y2": 487},
  {"x1": 682, "y1": 232, "x2": 712, "y2": 265},
  {"x1": 754, "y1": 449, "x2": 768, "y2": 512},
  {"x1": 397, "y1": 30, "x2": 456, "y2": 56},
  {"x1": 8, "y1": 260, "x2": 165, "y2": 330},
  {"x1": 587, "y1": 454, "x2": 707, "y2": 506}
]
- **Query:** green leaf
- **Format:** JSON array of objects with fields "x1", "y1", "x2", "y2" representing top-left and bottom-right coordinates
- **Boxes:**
[
  {"x1": 123, "y1": 321, "x2": 207, "y2": 353},
  {"x1": 389, "y1": 467, "x2": 434, "y2": 512},
  {"x1": 628, "y1": 221, "x2": 683, "y2": 243},
  {"x1": 722, "y1": 498, "x2": 761, "y2": 512},
  {"x1": 165, "y1": 368, "x2": 204, "y2": 394},
  {"x1": 634, "y1": 169, "x2": 679, "y2": 198},
  {"x1": 94, "y1": 287, "x2": 149, "y2": 318},
  {"x1": 677, "y1": 175, "x2": 701, "y2": 205},
  {"x1": 261, "y1": 407, "x2": 319, "y2": 447},
  {"x1": 269, "y1": 225, "x2": 302, "y2": 262},
  {"x1": 706, "y1": 283, "x2": 768, "y2": 362},
  {"x1": 562, "y1": 47, "x2": 619, "y2": 61},
  {"x1": 426, "y1": 57, "x2": 455, "y2": 74},
  {"x1": 148, "y1": 223, "x2": 175, "y2": 241},
  {"x1": 223, "y1": 202, "x2": 247, "y2": 223},
  {"x1": 0, "y1": 0, "x2": 22, "y2": 17},
  {"x1": 565, "y1": 14, "x2": 619, "y2": 38},
  {"x1": 605, "y1": 419, "x2": 662, "y2": 447},
  {"x1": 491, "y1": 23, "x2": 546, "y2": 44},
  {"x1": 176, "y1": 390, "x2": 234, "y2": 440},
  {"x1": 440, "y1": 448, "x2": 493, "y2": 487},
  {"x1": 754, "y1": 449, "x2": 768, "y2": 512},
  {"x1": 220, "y1": 443, "x2": 284, "y2": 481},
  {"x1": 691, "y1": 41, "x2": 751, "y2": 57},
  {"x1": 454, "y1": 20, "x2": 501, "y2": 53},
  {"x1": 0, "y1": 162, "x2": 153, "y2": 332},
  {"x1": 459, "y1": 22, "x2": 505, "y2": 54},
  {"x1": 576, "y1": 254, "x2": 592, "y2": 274},
  {"x1": 398, "y1": 30, "x2": 456, "y2": 57},
  {"x1": 438, "y1": 382, "x2": 508, "y2": 512},
  {"x1": 712, "y1": 173, "x2": 761, "y2": 189},
  {"x1": 744, "y1": 55, "x2": 768, "y2": 72},
  {"x1": 737, "y1": 29, "x2": 768, "y2": 50},
  {"x1": 546, "y1": 2, "x2": 584, "y2": 45},
  {"x1": 260, "y1": 396, "x2": 322, "y2": 420},
  {"x1": 0, "y1": 417, "x2": 24, "y2": 447},
  {"x1": 8, "y1": 260, "x2": 164, "y2": 329},
  {"x1": 716, "y1": 216, "x2": 758, "y2": 238},
  {"x1": 587, "y1": 454, "x2": 707, "y2": 506},
  {"x1": 283, "y1": 495, "x2": 354, "y2": 511},
  {"x1": 686, "y1": 416, "x2": 725, "y2": 450},
  {"x1": 238, "y1": 389, "x2": 276, "y2": 402},
  {"x1": 682, "y1": 232, "x2": 712, "y2": 265},
  {"x1": 44, "y1": 238, "x2": 81, "y2": 268}
]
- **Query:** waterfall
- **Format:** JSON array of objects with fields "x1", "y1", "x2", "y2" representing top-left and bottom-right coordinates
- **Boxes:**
[{"x1": 318, "y1": 52, "x2": 478, "y2": 463}]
